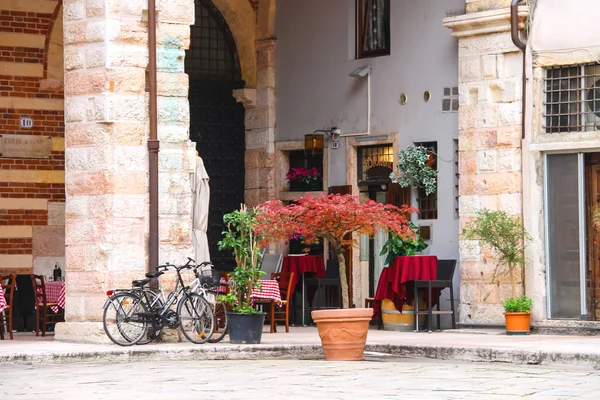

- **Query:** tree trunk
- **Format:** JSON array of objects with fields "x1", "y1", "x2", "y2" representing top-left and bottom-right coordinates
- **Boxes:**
[
  {"x1": 337, "y1": 250, "x2": 350, "y2": 309},
  {"x1": 508, "y1": 262, "x2": 518, "y2": 299}
]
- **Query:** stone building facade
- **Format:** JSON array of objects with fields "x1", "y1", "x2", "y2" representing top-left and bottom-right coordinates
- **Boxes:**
[{"x1": 2, "y1": 0, "x2": 599, "y2": 342}]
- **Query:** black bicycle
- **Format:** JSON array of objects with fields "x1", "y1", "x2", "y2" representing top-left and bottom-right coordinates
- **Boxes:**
[{"x1": 102, "y1": 259, "x2": 214, "y2": 346}]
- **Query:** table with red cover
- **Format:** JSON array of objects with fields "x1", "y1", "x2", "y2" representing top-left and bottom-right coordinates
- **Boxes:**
[
  {"x1": 281, "y1": 255, "x2": 326, "y2": 293},
  {"x1": 372, "y1": 255, "x2": 438, "y2": 320},
  {"x1": 45, "y1": 281, "x2": 65, "y2": 313}
]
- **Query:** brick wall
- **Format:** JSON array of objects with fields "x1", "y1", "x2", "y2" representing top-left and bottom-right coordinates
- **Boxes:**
[{"x1": 0, "y1": 1, "x2": 64, "y2": 274}]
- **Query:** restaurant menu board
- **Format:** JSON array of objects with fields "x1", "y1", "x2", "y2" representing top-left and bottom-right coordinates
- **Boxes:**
[{"x1": 0, "y1": 134, "x2": 52, "y2": 158}]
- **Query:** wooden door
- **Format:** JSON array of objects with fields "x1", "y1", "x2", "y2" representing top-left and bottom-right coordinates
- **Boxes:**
[
  {"x1": 587, "y1": 159, "x2": 600, "y2": 320},
  {"x1": 329, "y1": 185, "x2": 353, "y2": 307}
]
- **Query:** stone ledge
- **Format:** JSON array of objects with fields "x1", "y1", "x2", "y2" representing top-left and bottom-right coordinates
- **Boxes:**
[{"x1": 443, "y1": 6, "x2": 528, "y2": 38}]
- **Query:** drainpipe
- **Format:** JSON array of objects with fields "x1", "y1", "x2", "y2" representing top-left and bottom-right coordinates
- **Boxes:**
[
  {"x1": 511, "y1": 0, "x2": 527, "y2": 140},
  {"x1": 511, "y1": 0, "x2": 528, "y2": 296},
  {"x1": 147, "y1": 0, "x2": 159, "y2": 276}
]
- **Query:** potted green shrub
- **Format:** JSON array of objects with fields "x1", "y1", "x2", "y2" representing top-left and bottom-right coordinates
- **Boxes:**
[
  {"x1": 390, "y1": 145, "x2": 438, "y2": 195},
  {"x1": 217, "y1": 204, "x2": 266, "y2": 344},
  {"x1": 461, "y1": 209, "x2": 532, "y2": 335},
  {"x1": 379, "y1": 222, "x2": 428, "y2": 265}
]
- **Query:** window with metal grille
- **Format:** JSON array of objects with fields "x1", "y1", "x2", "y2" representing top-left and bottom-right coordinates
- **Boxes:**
[
  {"x1": 415, "y1": 141, "x2": 438, "y2": 220},
  {"x1": 185, "y1": 0, "x2": 242, "y2": 82},
  {"x1": 544, "y1": 63, "x2": 600, "y2": 133},
  {"x1": 356, "y1": 0, "x2": 390, "y2": 59}
]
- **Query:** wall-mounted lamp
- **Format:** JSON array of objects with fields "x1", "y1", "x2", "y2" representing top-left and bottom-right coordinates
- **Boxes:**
[
  {"x1": 305, "y1": 127, "x2": 342, "y2": 156},
  {"x1": 305, "y1": 132, "x2": 324, "y2": 157}
]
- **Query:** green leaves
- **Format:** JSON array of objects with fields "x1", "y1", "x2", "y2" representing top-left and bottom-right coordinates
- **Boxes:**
[
  {"x1": 379, "y1": 223, "x2": 428, "y2": 264},
  {"x1": 390, "y1": 145, "x2": 438, "y2": 196},
  {"x1": 217, "y1": 204, "x2": 264, "y2": 314},
  {"x1": 502, "y1": 296, "x2": 533, "y2": 313}
]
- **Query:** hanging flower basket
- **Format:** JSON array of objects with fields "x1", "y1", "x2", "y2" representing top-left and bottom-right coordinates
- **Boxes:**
[{"x1": 390, "y1": 145, "x2": 438, "y2": 195}]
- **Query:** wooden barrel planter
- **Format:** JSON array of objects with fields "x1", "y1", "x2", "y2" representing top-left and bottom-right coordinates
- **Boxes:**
[{"x1": 381, "y1": 299, "x2": 424, "y2": 331}]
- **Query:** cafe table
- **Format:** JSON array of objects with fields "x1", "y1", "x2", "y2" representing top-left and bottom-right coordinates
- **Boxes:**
[
  {"x1": 45, "y1": 281, "x2": 66, "y2": 313},
  {"x1": 281, "y1": 255, "x2": 326, "y2": 325},
  {"x1": 0, "y1": 283, "x2": 6, "y2": 313},
  {"x1": 372, "y1": 255, "x2": 438, "y2": 324},
  {"x1": 217, "y1": 278, "x2": 282, "y2": 307}
]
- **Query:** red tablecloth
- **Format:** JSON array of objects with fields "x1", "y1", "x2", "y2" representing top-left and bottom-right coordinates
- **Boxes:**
[
  {"x1": 372, "y1": 256, "x2": 438, "y2": 320},
  {"x1": 281, "y1": 255, "x2": 326, "y2": 293},
  {"x1": 45, "y1": 281, "x2": 65, "y2": 313},
  {"x1": 0, "y1": 284, "x2": 6, "y2": 313}
]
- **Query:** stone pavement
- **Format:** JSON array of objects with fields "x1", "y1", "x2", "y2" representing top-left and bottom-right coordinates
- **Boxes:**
[
  {"x1": 2, "y1": 357, "x2": 600, "y2": 399},
  {"x1": 2, "y1": 327, "x2": 600, "y2": 369}
]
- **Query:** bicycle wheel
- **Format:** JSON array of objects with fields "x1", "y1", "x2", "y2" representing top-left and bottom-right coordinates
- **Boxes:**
[
  {"x1": 103, "y1": 292, "x2": 148, "y2": 346},
  {"x1": 177, "y1": 293, "x2": 214, "y2": 344},
  {"x1": 137, "y1": 290, "x2": 163, "y2": 345},
  {"x1": 205, "y1": 290, "x2": 228, "y2": 343}
]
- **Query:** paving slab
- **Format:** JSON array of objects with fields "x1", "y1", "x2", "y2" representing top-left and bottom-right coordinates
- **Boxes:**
[{"x1": 2, "y1": 327, "x2": 600, "y2": 369}]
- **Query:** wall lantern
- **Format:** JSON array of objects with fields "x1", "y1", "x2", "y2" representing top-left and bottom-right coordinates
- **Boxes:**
[
  {"x1": 305, "y1": 128, "x2": 342, "y2": 157},
  {"x1": 304, "y1": 132, "x2": 324, "y2": 157}
]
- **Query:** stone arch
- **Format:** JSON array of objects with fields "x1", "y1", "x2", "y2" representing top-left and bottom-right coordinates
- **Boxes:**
[
  {"x1": 45, "y1": 7, "x2": 63, "y2": 82},
  {"x1": 211, "y1": 0, "x2": 256, "y2": 87}
]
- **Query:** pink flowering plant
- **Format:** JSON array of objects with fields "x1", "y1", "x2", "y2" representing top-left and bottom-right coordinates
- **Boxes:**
[{"x1": 285, "y1": 167, "x2": 321, "y2": 184}]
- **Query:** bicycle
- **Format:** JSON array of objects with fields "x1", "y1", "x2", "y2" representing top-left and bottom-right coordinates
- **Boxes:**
[
  {"x1": 102, "y1": 259, "x2": 214, "y2": 346},
  {"x1": 193, "y1": 261, "x2": 228, "y2": 343}
]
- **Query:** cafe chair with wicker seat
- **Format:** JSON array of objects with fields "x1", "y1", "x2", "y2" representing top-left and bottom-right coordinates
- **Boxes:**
[
  {"x1": 413, "y1": 259, "x2": 457, "y2": 332},
  {"x1": 31, "y1": 274, "x2": 64, "y2": 337},
  {"x1": 0, "y1": 273, "x2": 16, "y2": 340}
]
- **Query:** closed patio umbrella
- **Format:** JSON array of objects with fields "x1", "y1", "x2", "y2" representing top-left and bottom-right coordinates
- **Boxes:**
[{"x1": 192, "y1": 156, "x2": 211, "y2": 270}]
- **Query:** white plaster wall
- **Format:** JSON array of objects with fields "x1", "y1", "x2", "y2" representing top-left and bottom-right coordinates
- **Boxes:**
[{"x1": 275, "y1": 0, "x2": 463, "y2": 321}]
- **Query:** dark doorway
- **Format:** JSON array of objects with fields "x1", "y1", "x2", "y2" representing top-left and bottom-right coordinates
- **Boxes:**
[{"x1": 186, "y1": 0, "x2": 245, "y2": 271}]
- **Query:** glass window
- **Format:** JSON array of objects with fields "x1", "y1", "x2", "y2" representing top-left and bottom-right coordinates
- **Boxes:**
[{"x1": 356, "y1": 0, "x2": 390, "y2": 59}]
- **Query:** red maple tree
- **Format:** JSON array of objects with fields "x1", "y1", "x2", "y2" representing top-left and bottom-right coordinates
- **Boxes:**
[{"x1": 256, "y1": 194, "x2": 417, "y2": 308}]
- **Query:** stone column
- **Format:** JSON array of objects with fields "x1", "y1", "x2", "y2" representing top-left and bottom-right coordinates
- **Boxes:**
[
  {"x1": 444, "y1": 3, "x2": 528, "y2": 324},
  {"x1": 56, "y1": 0, "x2": 194, "y2": 342},
  {"x1": 242, "y1": 38, "x2": 277, "y2": 208}
]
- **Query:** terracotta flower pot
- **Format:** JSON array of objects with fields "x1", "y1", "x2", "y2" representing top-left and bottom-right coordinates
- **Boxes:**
[
  {"x1": 504, "y1": 312, "x2": 531, "y2": 335},
  {"x1": 311, "y1": 308, "x2": 372, "y2": 361}
]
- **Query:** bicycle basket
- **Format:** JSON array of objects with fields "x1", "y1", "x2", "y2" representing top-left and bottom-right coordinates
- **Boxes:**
[{"x1": 199, "y1": 269, "x2": 223, "y2": 288}]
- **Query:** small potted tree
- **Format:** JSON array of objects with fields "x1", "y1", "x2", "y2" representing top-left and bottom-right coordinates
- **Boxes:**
[
  {"x1": 217, "y1": 204, "x2": 266, "y2": 344},
  {"x1": 461, "y1": 209, "x2": 532, "y2": 335},
  {"x1": 257, "y1": 194, "x2": 416, "y2": 360},
  {"x1": 379, "y1": 222, "x2": 428, "y2": 265}
]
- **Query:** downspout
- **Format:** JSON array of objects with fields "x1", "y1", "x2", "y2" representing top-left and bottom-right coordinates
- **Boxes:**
[
  {"x1": 511, "y1": 0, "x2": 527, "y2": 296},
  {"x1": 147, "y1": 0, "x2": 159, "y2": 276},
  {"x1": 511, "y1": 0, "x2": 527, "y2": 140}
]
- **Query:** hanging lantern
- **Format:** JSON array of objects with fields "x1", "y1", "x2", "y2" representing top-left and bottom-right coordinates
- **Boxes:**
[{"x1": 304, "y1": 133, "x2": 324, "y2": 157}]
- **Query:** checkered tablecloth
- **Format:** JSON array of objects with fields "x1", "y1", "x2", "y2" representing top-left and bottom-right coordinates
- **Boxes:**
[
  {"x1": 45, "y1": 281, "x2": 65, "y2": 313},
  {"x1": 0, "y1": 284, "x2": 6, "y2": 313},
  {"x1": 251, "y1": 280, "x2": 282, "y2": 306},
  {"x1": 217, "y1": 278, "x2": 282, "y2": 306}
]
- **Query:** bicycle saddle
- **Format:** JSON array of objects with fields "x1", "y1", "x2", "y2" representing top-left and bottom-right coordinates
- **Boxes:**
[
  {"x1": 145, "y1": 271, "x2": 165, "y2": 279},
  {"x1": 132, "y1": 278, "x2": 151, "y2": 287}
]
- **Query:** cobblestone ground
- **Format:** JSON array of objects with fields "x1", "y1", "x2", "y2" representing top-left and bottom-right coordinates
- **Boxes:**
[{"x1": 2, "y1": 355, "x2": 600, "y2": 399}]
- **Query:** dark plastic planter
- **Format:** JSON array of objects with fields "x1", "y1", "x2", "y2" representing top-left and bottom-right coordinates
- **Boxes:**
[
  {"x1": 289, "y1": 179, "x2": 323, "y2": 192},
  {"x1": 227, "y1": 312, "x2": 265, "y2": 344}
]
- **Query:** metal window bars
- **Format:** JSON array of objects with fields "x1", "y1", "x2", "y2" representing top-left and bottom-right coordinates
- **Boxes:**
[{"x1": 544, "y1": 63, "x2": 600, "y2": 133}]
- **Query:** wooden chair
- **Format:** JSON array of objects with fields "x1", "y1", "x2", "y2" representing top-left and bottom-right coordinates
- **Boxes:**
[
  {"x1": 267, "y1": 272, "x2": 294, "y2": 333},
  {"x1": 31, "y1": 274, "x2": 64, "y2": 337},
  {"x1": 0, "y1": 274, "x2": 16, "y2": 340}
]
